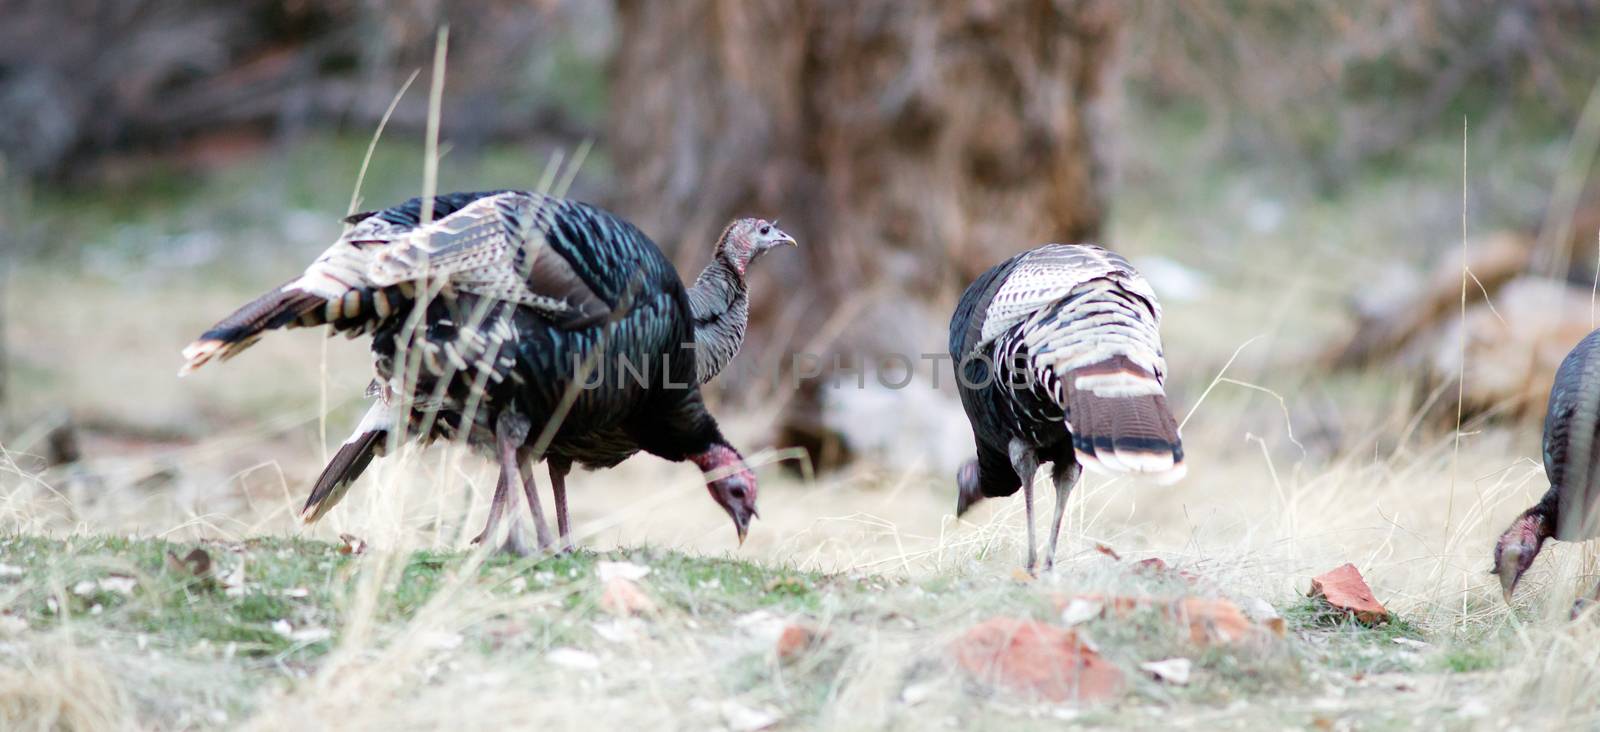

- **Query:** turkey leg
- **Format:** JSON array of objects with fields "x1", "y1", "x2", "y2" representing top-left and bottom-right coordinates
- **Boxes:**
[
  {"x1": 500, "y1": 413, "x2": 554, "y2": 553},
  {"x1": 1043, "y1": 461, "x2": 1082, "y2": 572},
  {"x1": 547, "y1": 457, "x2": 575, "y2": 552},
  {"x1": 1009, "y1": 439, "x2": 1041, "y2": 573}
]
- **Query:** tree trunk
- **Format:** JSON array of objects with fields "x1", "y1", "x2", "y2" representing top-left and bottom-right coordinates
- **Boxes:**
[{"x1": 610, "y1": 0, "x2": 1121, "y2": 466}]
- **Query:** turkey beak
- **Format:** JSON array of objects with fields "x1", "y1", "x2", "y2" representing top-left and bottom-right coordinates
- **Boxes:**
[
  {"x1": 1496, "y1": 547, "x2": 1523, "y2": 604},
  {"x1": 735, "y1": 509, "x2": 754, "y2": 547}
]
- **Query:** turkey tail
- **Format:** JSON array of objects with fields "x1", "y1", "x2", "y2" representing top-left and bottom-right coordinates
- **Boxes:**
[
  {"x1": 1065, "y1": 355, "x2": 1185, "y2": 483},
  {"x1": 301, "y1": 402, "x2": 391, "y2": 524},
  {"x1": 179, "y1": 282, "x2": 325, "y2": 375}
]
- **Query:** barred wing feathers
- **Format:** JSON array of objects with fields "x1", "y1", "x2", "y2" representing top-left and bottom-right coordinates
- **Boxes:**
[
  {"x1": 987, "y1": 244, "x2": 1184, "y2": 483},
  {"x1": 180, "y1": 191, "x2": 611, "y2": 374}
]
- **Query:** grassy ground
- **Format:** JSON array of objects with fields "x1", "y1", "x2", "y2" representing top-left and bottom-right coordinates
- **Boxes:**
[
  {"x1": 1, "y1": 533, "x2": 1569, "y2": 730},
  {"x1": 5, "y1": 117, "x2": 1600, "y2": 728}
]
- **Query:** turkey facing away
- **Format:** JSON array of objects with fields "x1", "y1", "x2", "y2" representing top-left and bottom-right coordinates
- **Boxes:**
[
  {"x1": 1494, "y1": 328, "x2": 1600, "y2": 611},
  {"x1": 181, "y1": 190, "x2": 795, "y2": 553},
  {"x1": 950, "y1": 244, "x2": 1185, "y2": 571}
]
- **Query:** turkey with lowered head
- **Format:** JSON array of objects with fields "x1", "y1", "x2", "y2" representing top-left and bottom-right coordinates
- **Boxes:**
[
  {"x1": 181, "y1": 190, "x2": 794, "y2": 553},
  {"x1": 949, "y1": 244, "x2": 1185, "y2": 572},
  {"x1": 1493, "y1": 328, "x2": 1600, "y2": 613}
]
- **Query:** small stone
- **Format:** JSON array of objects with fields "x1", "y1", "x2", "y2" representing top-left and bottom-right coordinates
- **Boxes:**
[{"x1": 1309, "y1": 564, "x2": 1390, "y2": 624}]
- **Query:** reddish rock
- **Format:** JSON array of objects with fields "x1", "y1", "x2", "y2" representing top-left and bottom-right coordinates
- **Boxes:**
[
  {"x1": 1174, "y1": 598, "x2": 1254, "y2": 646},
  {"x1": 951, "y1": 617, "x2": 1125, "y2": 703},
  {"x1": 1309, "y1": 564, "x2": 1390, "y2": 624},
  {"x1": 599, "y1": 577, "x2": 657, "y2": 617},
  {"x1": 775, "y1": 623, "x2": 820, "y2": 662}
]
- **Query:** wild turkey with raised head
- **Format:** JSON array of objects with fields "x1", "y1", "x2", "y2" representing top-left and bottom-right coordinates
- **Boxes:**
[
  {"x1": 1494, "y1": 328, "x2": 1600, "y2": 611},
  {"x1": 181, "y1": 190, "x2": 795, "y2": 553},
  {"x1": 950, "y1": 244, "x2": 1185, "y2": 571}
]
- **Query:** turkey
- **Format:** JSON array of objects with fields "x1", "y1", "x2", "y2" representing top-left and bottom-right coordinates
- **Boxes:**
[
  {"x1": 181, "y1": 190, "x2": 794, "y2": 553},
  {"x1": 293, "y1": 204, "x2": 793, "y2": 551},
  {"x1": 1493, "y1": 328, "x2": 1600, "y2": 610},
  {"x1": 949, "y1": 244, "x2": 1185, "y2": 571}
]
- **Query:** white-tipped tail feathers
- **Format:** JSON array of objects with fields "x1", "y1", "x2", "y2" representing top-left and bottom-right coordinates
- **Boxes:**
[{"x1": 1001, "y1": 244, "x2": 1185, "y2": 484}]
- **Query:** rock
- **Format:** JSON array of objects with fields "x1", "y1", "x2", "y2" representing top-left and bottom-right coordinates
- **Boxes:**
[
  {"x1": 951, "y1": 617, "x2": 1125, "y2": 703},
  {"x1": 599, "y1": 577, "x2": 657, "y2": 617},
  {"x1": 1175, "y1": 597, "x2": 1255, "y2": 646},
  {"x1": 775, "y1": 623, "x2": 820, "y2": 663},
  {"x1": 1309, "y1": 564, "x2": 1389, "y2": 624}
]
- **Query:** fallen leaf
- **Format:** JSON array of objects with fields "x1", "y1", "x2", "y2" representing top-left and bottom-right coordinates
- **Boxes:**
[
  {"x1": 290, "y1": 627, "x2": 333, "y2": 643},
  {"x1": 900, "y1": 681, "x2": 936, "y2": 706},
  {"x1": 600, "y1": 577, "x2": 657, "y2": 617},
  {"x1": 764, "y1": 576, "x2": 806, "y2": 594},
  {"x1": 1391, "y1": 637, "x2": 1429, "y2": 650},
  {"x1": 596, "y1": 560, "x2": 650, "y2": 582},
  {"x1": 592, "y1": 619, "x2": 640, "y2": 643},
  {"x1": 720, "y1": 700, "x2": 781, "y2": 731},
  {"x1": 420, "y1": 630, "x2": 463, "y2": 650},
  {"x1": 221, "y1": 565, "x2": 247, "y2": 598},
  {"x1": 734, "y1": 610, "x2": 786, "y2": 642},
  {"x1": 775, "y1": 623, "x2": 821, "y2": 662},
  {"x1": 1176, "y1": 597, "x2": 1255, "y2": 646},
  {"x1": 165, "y1": 548, "x2": 212, "y2": 582},
  {"x1": 1060, "y1": 598, "x2": 1104, "y2": 626},
  {"x1": 1140, "y1": 657, "x2": 1192, "y2": 685},
  {"x1": 1134, "y1": 557, "x2": 1168, "y2": 573},
  {"x1": 1243, "y1": 597, "x2": 1280, "y2": 622},
  {"x1": 1010, "y1": 567, "x2": 1036, "y2": 583},
  {"x1": 1095, "y1": 543, "x2": 1122, "y2": 560},
  {"x1": 99, "y1": 576, "x2": 136, "y2": 595},
  {"x1": 1309, "y1": 564, "x2": 1390, "y2": 624},
  {"x1": 338, "y1": 534, "x2": 367, "y2": 555},
  {"x1": 0, "y1": 564, "x2": 25, "y2": 578},
  {"x1": 951, "y1": 616, "x2": 1126, "y2": 703},
  {"x1": 547, "y1": 647, "x2": 601, "y2": 671}
]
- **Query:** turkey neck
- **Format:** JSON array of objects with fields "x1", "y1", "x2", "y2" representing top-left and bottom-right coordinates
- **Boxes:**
[{"x1": 686, "y1": 253, "x2": 749, "y2": 385}]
